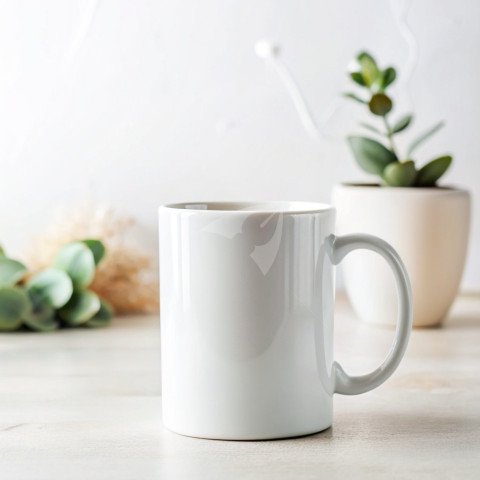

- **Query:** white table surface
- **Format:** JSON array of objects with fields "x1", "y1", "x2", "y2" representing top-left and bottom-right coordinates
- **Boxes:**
[{"x1": 1, "y1": 294, "x2": 479, "y2": 480}]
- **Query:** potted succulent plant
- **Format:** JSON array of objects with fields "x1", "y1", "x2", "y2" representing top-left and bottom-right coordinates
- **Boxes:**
[{"x1": 333, "y1": 52, "x2": 470, "y2": 328}]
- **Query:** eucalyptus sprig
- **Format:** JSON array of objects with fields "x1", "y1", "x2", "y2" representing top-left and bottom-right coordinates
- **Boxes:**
[
  {"x1": 344, "y1": 51, "x2": 452, "y2": 187},
  {"x1": 0, "y1": 240, "x2": 112, "y2": 332}
]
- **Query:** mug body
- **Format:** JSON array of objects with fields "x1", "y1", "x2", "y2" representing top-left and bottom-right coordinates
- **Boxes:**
[{"x1": 159, "y1": 201, "x2": 336, "y2": 440}]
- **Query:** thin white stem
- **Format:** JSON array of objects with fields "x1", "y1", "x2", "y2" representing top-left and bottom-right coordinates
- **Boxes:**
[
  {"x1": 267, "y1": 56, "x2": 321, "y2": 139},
  {"x1": 389, "y1": 0, "x2": 418, "y2": 109},
  {"x1": 255, "y1": 40, "x2": 340, "y2": 140}
]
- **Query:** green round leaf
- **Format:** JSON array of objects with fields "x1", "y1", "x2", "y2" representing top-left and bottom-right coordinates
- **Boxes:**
[
  {"x1": 85, "y1": 300, "x2": 113, "y2": 328},
  {"x1": 23, "y1": 290, "x2": 58, "y2": 332},
  {"x1": 368, "y1": 93, "x2": 392, "y2": 116},
  {"x1": 0, "y1": 258, "x2": 27, "y2": 287},
  {"x1": 391, "y1": 114, "x2": 413, "y2": 134},
  {"x1": 82, "y1": 239, "x2": 106, "y2": 266},
  {"x1": 54, "y1": 242, "x2": 96, "y2": 288},
  {"x1": 0, "y1": 287, "x2": 30, "y2": 331},
  {"x1": 381, "y1": 67, "x2": 396, "y2": 89},
  {"x1": 347, "y1": 136, "x2": 397, "y2": 175},
  {"x1": 26, "y1": 268, "x2": 73, "y2": 308},
  {"x1": 356, "y1": 52, "x2": 379, "y2": 86},
  {"x1": 415, "y1": 156, "x2": 452, "y2": 187},
  {"x1": 383, "y1": 160, "x2": 417, "y2": 187},
  {"x1": 24, "y1": 316, "x2": 59, "y2": 332},
  {"x1": 350, "y1": 72, "x2": 366, "y2": 87},
  {"x1": 59, "y1": 290, "x2": 101, "y2": 326}
]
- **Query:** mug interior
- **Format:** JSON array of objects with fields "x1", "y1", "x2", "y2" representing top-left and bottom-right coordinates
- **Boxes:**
[{"x1": 163, "y1": 201, "x2": 332, "y2": 214}]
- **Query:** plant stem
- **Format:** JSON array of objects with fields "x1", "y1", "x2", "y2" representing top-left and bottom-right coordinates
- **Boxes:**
[{"x1": 382, "y1": 116, "x2": 399, "y2": 159}]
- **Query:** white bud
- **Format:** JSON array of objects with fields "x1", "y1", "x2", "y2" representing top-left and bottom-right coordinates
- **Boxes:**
[{"x1": 254, "y1": 40, "x2": 280, "y2": 59}]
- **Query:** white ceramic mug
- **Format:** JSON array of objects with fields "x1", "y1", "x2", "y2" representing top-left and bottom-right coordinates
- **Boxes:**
[{"x1": 159, "y1": 201, "x2": 412, "y2": 440}]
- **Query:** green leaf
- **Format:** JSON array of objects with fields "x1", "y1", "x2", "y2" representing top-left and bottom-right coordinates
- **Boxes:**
[
  {"x1": 406, "y1": 121, "x2": 445, "y2": 157},
  {"x1": 368, "y1": 93, "x2": 392, "y2": 116},
  {"x1": 356, "y1": 51, "x2": 379, "y2": 86},
  {"x1": 359, "y1": 122, "x2": 383, "y2": 134},
  {"x1": 58, "y1": 290, "x2": 101, "y2": 326},
  {"x1": 415, "y1": 156, "x2": 452, "y2": 187},
  {"x1": 372, "y1": 67, "x2": 397, "y2": 93},
  {"x1": 391, "y1": 114, "x2": 413, "y2": 134},
  {"x1": 23, "y1": 290, "x2": 58, "y2": 332},
  {"x1": 343, "y1": 92, "x2": 367, "y2": 104},
  {"x1": 24, "y1": 315, "x2": 59, "y2": 332},
  {"x1": 81, "y1": 239, "x2": 106, "y2": 266},
  {"x1": 54, "y1": 242, "x2": 96, "y2": 288},
  {"x1": 0, "y1": 258, "x2": 27, "y2": 287},
  {"x1": 350, "y1": 72, "x2": 366, "y2": 87},
  {"x1": 381, "y1": 67, "x2": 396, "y2": 89},
  {"x1": 357, "y1": 51, "x2": 376, "y2": 64},
  {"x1": 383, "y1": 160, "x2": 417, "y2": 187},
  {"x1": 0, "y1": 245, "x2": 5, "y2": 257},
  {"x1": 85, "y1": 300, "x2": 113, "y2": 328},
  {"x1": 347, "y1": 136, "x2": 397, "y2": 175},
  {"x1": 0, "y1": 287, "x2": 30, "y2": 331},
  {"x1": 26, "y1": 268, "x2": 73, "y2": 309}
]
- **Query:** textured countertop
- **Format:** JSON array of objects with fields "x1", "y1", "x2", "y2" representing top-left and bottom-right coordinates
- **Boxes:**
[{"x1": 1, "y1": 295, "x2": 479, "y2": 479}]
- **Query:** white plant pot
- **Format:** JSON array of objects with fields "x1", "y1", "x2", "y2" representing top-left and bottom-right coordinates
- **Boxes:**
[{"x1": 333, "y1": 184, "x2": 471, "y2": 328}]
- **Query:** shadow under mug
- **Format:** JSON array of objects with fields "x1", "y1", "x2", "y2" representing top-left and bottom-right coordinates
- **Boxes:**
[{"x1": 159, "y1": 201, "x2": 412, "y2": 440}]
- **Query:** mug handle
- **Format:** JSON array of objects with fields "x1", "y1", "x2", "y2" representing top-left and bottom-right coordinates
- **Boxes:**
[{"x1": 329, "y1": 234, "x2": 413, "y2": 395}]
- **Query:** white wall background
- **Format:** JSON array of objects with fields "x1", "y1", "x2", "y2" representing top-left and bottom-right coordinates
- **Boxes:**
[{"x1": 0, "y1": 0, "x2": 479, "y2": 289}]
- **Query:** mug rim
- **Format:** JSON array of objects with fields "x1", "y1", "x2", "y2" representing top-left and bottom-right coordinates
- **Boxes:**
[{"x1": 160, "y1": 201, "x2": 333, "y2": 215}]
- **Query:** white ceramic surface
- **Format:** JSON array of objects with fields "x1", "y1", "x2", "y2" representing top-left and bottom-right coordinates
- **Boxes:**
[
  {"x1": 333, "y1": 185, "x2": 471, "y2": 328},
  {"x1": 159, "y1": 201, "x2": 412, "y2": 440}
]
